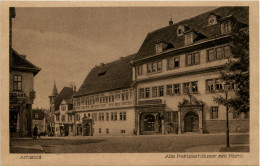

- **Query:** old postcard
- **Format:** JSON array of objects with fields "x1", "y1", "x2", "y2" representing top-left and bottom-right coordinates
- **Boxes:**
[{"x1": 1, "y1": 1, "x2": 259, "y2": 166}]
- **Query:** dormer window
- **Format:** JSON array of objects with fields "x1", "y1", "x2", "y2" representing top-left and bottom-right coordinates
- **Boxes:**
[
  {"x1": 221, "y1": 20, "x2": 232, "y2": 34},
  {"x1": 208, "y1": 14, "x2": 218, "y2": 26},
  {"x1": 35, "y1": 114, "x2": 39, "y2": 119},
  {"x1": 185, "y1": 33, "x2": 192, "y2": 45},
  {"x1": 155, "y1": 41, "x2": 170, "y2": 53},
  {"x1": 155, "y1": 43, "x2": 163, "y2": 53},
  {"x1": 177, "y1": 25, "x2": 187, "y2": 36}
]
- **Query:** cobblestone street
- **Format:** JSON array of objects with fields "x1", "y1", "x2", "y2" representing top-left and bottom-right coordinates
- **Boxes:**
[{"x1": 10, "y1": 133, "x2": 249, "y2": 153}]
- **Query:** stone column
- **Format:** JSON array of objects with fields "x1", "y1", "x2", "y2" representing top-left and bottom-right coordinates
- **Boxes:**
[
  {"x1": 161, "y1": 119, "x2": 165, "y2": 135},
  {"x1": 199, "y1": 110, "x2": 203, "y2": 134},
  {"x1": 178, "y1": 110, "x2": 181, "y2": 134}
]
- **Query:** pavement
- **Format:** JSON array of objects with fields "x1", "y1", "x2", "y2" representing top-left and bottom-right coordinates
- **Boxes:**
[{"x1": 10, "y1": 132, "x2": 249, "y2": 153}]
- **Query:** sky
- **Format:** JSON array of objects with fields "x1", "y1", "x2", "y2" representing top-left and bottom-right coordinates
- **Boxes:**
[{"x1": 12, "y1": 7, "x2": 217, "y2": 109}]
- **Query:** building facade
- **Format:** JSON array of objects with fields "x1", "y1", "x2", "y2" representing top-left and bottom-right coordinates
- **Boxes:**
[
  {"x1": 49, "y1": 84, "x2": 76, "y2": 136},
  {"x1": 132, "y1": 7, "x2": 249, "y2": 135},
  {"x1": 74, "y1": 55, "x2": 136, "y2": 136},
  {"x1": 9, "y1": 7, "x2": 41, "y2": 137}
]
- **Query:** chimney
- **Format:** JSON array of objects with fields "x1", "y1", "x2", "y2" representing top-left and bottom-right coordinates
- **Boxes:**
[{"x1": 169, "y1": 17, "x2": 173, "y2": 26}]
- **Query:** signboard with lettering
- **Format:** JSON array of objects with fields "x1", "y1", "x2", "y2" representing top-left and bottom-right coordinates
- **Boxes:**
[{"x1": 9, "y1": 92, "x2": 28, "y2": 104}]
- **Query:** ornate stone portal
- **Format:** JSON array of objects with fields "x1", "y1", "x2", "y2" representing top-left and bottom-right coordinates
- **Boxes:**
[{"x1": 178, "y1": 96, "x2": 204, "y2": 134}]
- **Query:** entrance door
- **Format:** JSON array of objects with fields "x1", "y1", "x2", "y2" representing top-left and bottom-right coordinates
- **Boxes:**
[
  {"x1": 83, "y1": 123, "x2": 90, "y2": 136},
  {"x1": 144, "y1": 115, "x2": 155, "y2": 131},
  {"x1": 184, "y1": 111, "x2": 199, "y2": 132}
]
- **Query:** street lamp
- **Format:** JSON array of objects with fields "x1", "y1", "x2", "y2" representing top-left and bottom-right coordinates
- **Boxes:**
[{"x1": 224, "y1": 82, "x2": 231, "y2": 148}]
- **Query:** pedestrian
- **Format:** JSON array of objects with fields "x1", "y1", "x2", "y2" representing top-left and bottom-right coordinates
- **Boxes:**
[{"x1": 33, "y1": 124, "x2": 38, "y2": 139}]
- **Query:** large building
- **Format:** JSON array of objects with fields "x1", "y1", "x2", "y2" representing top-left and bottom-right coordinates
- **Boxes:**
[
  {"x1": 73, "y1": 7, "x2": 249, "y2": 136},
  {"x1": 132, "y1": 7, "x2": 249, "y2": 134},
  {"x1": 9, "y1": 8, "x2": 41, "y2": 137},
  {"x1": 49, "y1": 84, "x2": 76, "y2": 136},
  {"x1": 74, "y1": 55, "x2": 136, "y2": 136}
]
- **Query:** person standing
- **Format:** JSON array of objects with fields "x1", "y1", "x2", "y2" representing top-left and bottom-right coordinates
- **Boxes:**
[{"x1": 33, "y1": 125, "x2": 38, "y2": 139}]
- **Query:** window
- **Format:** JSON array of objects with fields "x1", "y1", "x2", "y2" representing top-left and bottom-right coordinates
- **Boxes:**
[
  {"x1": 106, "y1": 112, "x2": 109, "y2": 121},
  {"x1": 223, "y1": 46, "x2": 231, "y2": 58},
  {"x1": 208, "y1": 15, "x2": 217, "y2": 25},
  {"x1": 13, "y1": 75, "x2": 22, "y2": 91},
  {"x1": 35, "y1": 114, "x2": 39, "y2": 119},
  {"x1": 191, "y1": 81, "x2": 198, "y2": 93},
  {"x1": 183, "y1": 83, "x2": 190, "y2": 94},
  {"x1": 145, "y1": 88, "x2": 150, "y2": 98},
  {"x1": 174, "y1": 84, "x2": 180, "y2": 94},
  {"x1": 75, "y1": 114, "x2": 80, "y2": 121},
  {"x1": 121, "y1": 93, "x2": 125, "y2": 101},
  {"x1": 95, "y1": 97, "x2": 99, "y2": 103},
  {"x1": 156, "y1": 43, "x2": 163, "y2": 53},
  {"x1": 56, "y1": 115, "x2": 60, "y2": 121},
  {"x1": 68, "y1": 115, "x2": 72, "y2": 122},
  {"x1": 221, "y1": 21, "x2": 231, "y2": 34},
  {"x1": 120, "y1": 112, "x2": 126, "y2": 121},
  {"x1": 99, "y1": 113, "x2": 104, "y2": 121},
  {"x1": 166, "y1": 85, "x2": 173, "y2": 96},
  {"x1": 61, "y1": 115, "x2": 66, "y2": 122},
  {"x1": 165, "y1": 112, "x2": 178, "y2": 123},
  {"x1": 186, "y1": 52, "x2": 200, "y2": 66},
  {"x1": 106, "y1": 128, "x2": 109, "y2": 134},
  {"x1": 158, "y1": 86, "x2": 164, "y2": 97},
  {"x1": 207, "y1": 45, "x2": 231, "y2": 62},
  {"x1": 121, "y1": 130, "x2": 126, "y2": 133},
  {"x1": 152, "y1": 87, "x2": 157, "y2": 98},
  {"x1": 185, "y1": 33, "x2": 192, "y2": 45},
  {"x1": 168, "y1": 56, "x2": 180, "y2": 70},
  {"x1": 99, "y1": 128, "x2": 101, "y2": 134},
  {"x1": 139, "y1": 88, "x2": 145, "y2": 99},
  {"x1": 111, "y1": 112, "x2": 117, "y2": 121},
  {"x1": 137, "y1": 65, "x2": 143, "y2": 76},
  {"x1": 147, "y1": 61, "x2": 162, "y2": 73},
  {"x1": 81, "y1": 98, "x2": 85, "y2": 105},
  {"x1": 92, "y1": 113, "x2": 97, "y2": 121},
  {"x1": 215, "y1": 79, "x2": 223, "y2": 90},
  {"x1": 147, "y1": 63, "x2": 152, "y2": 73},
  {"x1": 211, "y1": 107, "x2": 218, "y2": 119},
  {"x1": 206, "y1": 79, "x2": 215, "y2": 92},
  {"x1": 125, "y1": 93, "x2": 129, "y2": 100}
]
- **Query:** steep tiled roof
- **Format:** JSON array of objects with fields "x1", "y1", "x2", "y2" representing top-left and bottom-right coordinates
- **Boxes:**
[
  {"x1": 75, "y1": 54, "x2": 136, "y2": 97},
  {"x1": 11, "y1": 48, "x2": 41, "y2": 75},
  {"x1": 134, "y1": 7, "x2": 248, "y2": 61},
  {"x1": 53, "y1": 87, "x2": 74, "y2": 110}
]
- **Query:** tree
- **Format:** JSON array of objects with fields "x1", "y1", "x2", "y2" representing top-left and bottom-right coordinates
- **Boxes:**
[{"x1": 214, "y1": 23, "x2": 249, "y2": 115}]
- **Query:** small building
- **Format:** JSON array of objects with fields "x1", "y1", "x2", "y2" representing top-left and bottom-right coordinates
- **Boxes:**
[
  {"x1": 49, "y1": 84, "x2": 76, "y2": 136},
  {"x1": 9, "y1": 8, "x2": 41, "y2": 137},
  {"x1": 74, "y1": 54, "x2": 136, "y2": 136},
  {"x1": 32, "y1": 109, "x2": 47, "y2": 135}
]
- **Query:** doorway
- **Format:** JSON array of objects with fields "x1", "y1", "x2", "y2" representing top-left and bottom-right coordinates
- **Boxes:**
[
  {"x1": 184, "y1": 111, "x2": 199, "y2": 132},
  {"x1": 144, "y1": 115, "x2": 155, "y2": 131}
]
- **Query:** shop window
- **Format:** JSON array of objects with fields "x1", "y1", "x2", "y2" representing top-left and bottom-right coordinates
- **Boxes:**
[
  {"x1": 152, "y1": 87, "x2": 157, "y2": 98},
  {"x1": 120, "y1": 112, "x2": 126, "y2": 121},
  {"x1": 210, "y1": 107, "x2": 218, "y2": 119},
  {"x1": 13, "y1": 75, "x2": 22, "y2": 91}
]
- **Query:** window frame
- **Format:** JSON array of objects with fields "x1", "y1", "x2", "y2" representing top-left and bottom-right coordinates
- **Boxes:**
[
  {"x1": 13, "y1": 75, "x2": 22, "y2": 91},
  {"x1": 139, "y1": 88, "x2": 145, "y2": 99},
  {"x1": 147, "y1": 60, "x2": 162, "y2": 74},
  {"x1": 207, "y1": 45, "x2": 231, "y2": 62},
  {"x1": 137, "y1": 65, "x2": 143, "y2": 76},
  {"x1": 167, "y1": 56, "x2": 180, "y2": 70},
  {"x1": 186, "y1": 52, "x2": 200, "y2": 66},
  {"x1": 210, "y1": 106, "x2": 219, "y2": 119},
  {"x1": 158, "y1": 86, "x2": 164, "y2": 97}
]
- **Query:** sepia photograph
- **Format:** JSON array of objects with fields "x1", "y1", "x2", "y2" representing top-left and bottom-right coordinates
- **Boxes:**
[{"x1": 1, "y1": 1, "x2": 259, "y2": 166}]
